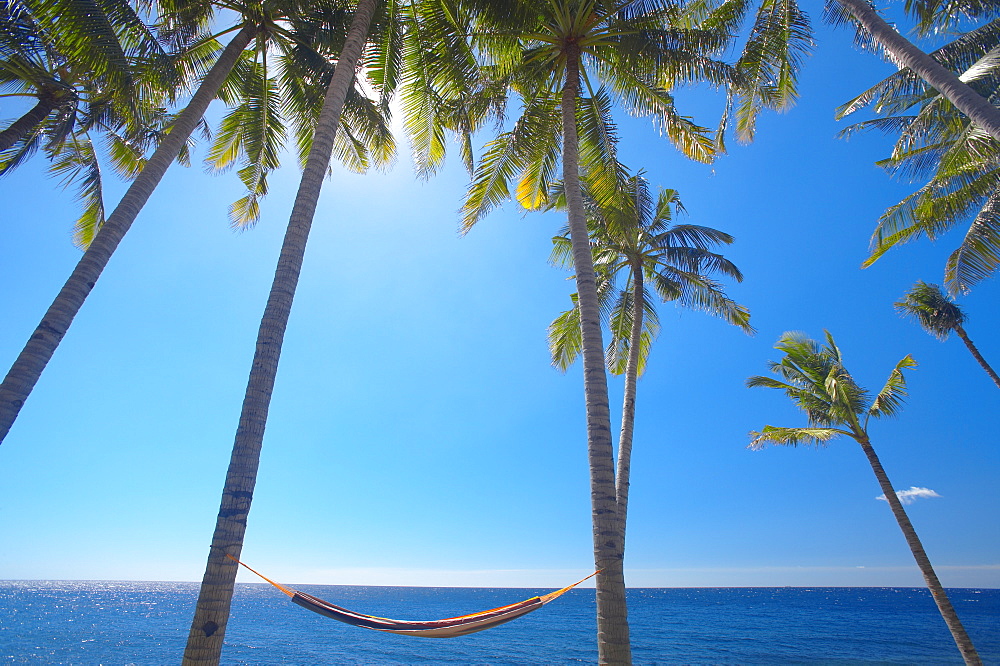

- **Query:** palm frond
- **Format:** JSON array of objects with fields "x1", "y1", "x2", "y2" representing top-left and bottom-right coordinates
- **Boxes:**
[
  {"x1": 462, "y1": 94, "x2": 560, "y2": 231},
  {"x1": 205, "y1": 57, "x2": 285, "y2": 229},
  {"x1": 732, "y1": 0, "x2": 813, "y2": 142},
  {"x1": 945, "y1": 187, "x2": 1000, "y2": 293},
  {"x1": 548, "y1": 295, "x2": 583, "y2": 371},
  {"x1": 868, "y1": 354, "x2": 918, "y2": 421},
  {"x1": 748, "y1": 425, "x2": 847, "y2": 449},
  {"x1": 605, "y1": 284, "x2": 660, "y2": 375},
  {"x1": 47, "y1": 132, "x2": 104, "y2": 248},
  {"x1": 575, "y1": 87, "x2": 623, "y2": 208}
]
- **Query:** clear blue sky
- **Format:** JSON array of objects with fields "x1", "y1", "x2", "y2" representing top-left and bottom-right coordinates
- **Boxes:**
[{"x1": 1, "y1": 19, "x2": 997, "y2": 589}]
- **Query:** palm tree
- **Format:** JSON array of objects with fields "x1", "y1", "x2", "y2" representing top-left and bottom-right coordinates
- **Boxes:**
[
  {"x1": 459, "y1": 2, "x2": 808, "y2": 660},
  {"x1": 548, "y1": 172, "x2": 752, "y2": 547},
  {"x1": 837, "y1": 17, "x2": 1000, "y2": 294},
  {"x1": 460, "y1": 4, "x2": 732, "y2": 660},
  {"x1": 0, "y1": 0, "x2": 180, "y2": 245},
  {"x1": 0, "y1": 8, "x2": 248, "y2": 445},
  {"x1": 0, "y1": 0, "x2": 363, "y2": 446},
  {"x1": 181, "y1": 1, "x2": 387, "y2": 662},
  {"x1": 830, "y1": 0, "x2": 1000, "y2": 143},
  {"x1": 747, "y1": 331, "x2": 982, "y2": 666},
  {"x1": 0, "y1": 0, "x2": 169, "y2": 152},
  {"x1": 0, "y1": 5, "x2": 79, "y2": 153},
  {"x1": 895, "y1": 281, "x2": 1000, "y2": 388}
]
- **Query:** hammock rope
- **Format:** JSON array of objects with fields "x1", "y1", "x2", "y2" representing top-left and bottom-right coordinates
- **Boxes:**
[{"x1": 227, "y1": 554, "x2": 598, "y2": 638}]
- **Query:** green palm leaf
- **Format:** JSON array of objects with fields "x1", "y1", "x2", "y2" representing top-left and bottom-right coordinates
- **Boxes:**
[
  {"x1": 868, "y1": 354, "x2": 918, "y2": 421},
  {"x1": 946, "y1": 188, "x2": 1000, "y2": 291},
  {"x1": 748, "y1": 425, "x2": 847, "y2": 449},
  {"x1": 48, "y1": 132, "x2": 105, "y2": 248}
]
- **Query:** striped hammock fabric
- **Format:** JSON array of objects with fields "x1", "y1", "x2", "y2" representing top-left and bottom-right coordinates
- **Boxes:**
[{"x1": 229, "y1": 555, "x2": 597, "y2": 638}]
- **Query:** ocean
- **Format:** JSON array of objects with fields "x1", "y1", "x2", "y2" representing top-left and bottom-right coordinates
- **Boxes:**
[{"x1": 1, "y1": 582, "x2": 997, "y2": 664}]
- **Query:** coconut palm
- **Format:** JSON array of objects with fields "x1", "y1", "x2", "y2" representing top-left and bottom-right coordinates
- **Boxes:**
[
  {"x1": 181, "y1": 1, "x2": 390, "y2": 662},
  {"x1": 460, "y1": 5, "x2": 731, "y2": 660},
  {"x1": 747, "y1": 331, "x2": 981, "y2": 666},
  {"x1": 0, "y1": 4, "x2": 82, "y2": 153},
  {"x1": 548, "y1": 172, "x2": 752, "y2": 547},
  {"x1": 0, "y1": 0, "x2": 181, "y2": 245},
  {"x1": 895, "y1": 281, "x2": 1000, "y2": 388},
  {"x1": 459, "y1": 2, "x2": 807, "y2": 660},
  {"x1": 837, "y1": 16, "x2": 1000, "y2": 294},
  {"x1": 0, "y1": 0, "x2": 376, "y2": 446},
  {"x1": 0, "y1": 9, "x2": 249, "y2": 446},
  {"x1": 829, "y1": 0, "x2": 1000, "y2": 143},
  {"x1": 0, "y1": 0, "x2": 170, "y2": 153}
]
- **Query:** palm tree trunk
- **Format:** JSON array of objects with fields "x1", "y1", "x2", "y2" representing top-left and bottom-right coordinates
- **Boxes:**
[
  {"x1": 561, "y1": 44, "x2": 631, "y2": 666},
  {"x1": 954, "y1": 325, "x2": 1000, "y2": 389},
  {"x1": 0, "y1": 26, "x2": 256, "y2": 446},
  {"x1": 836, "y1": 0, "x2": 1000, "y2": 143},
  {"x1": 0, "y1": 96, "x2": 57, "y2": 153},
  {"x1": 857, "y1": 435, "x2": 982, "y2": 665},
  {"x1": 181, "y1": 2, "x2": 378, "y2": 663},
  {"x1": 614, "y1": 264, "x2": 643, "y2": 549}
]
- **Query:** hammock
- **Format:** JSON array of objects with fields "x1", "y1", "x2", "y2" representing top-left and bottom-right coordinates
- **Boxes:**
[{"x1": 229, "y1": 555, "x2": 597, "y2": 638}]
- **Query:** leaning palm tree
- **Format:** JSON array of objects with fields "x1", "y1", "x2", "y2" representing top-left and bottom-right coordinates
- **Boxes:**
[
  {"x1": 0, "y1": 4, "x2": 82, "y2": 153},
  {"x1": 829, "y1": 0, "x2": 1000, "y2": 143},
  {"x1": 459, "y1": 2, "x2": 807, "y2": 660},
  {"x1": 895, "y1": 281, "x2": 1000, "y2": 388},
  {"x1": 549, "y1": 172, "x2": 752, "y2": 548},
  {"x1": 0, "y1": 3, "x2": 248, "y2": 445},
  {"x1": 0, "y1": 0, "x2": 169, "y2": 153},
  {"x1": 0, "y1": 0, "x2": 359, "y2": 446},
  {"x1": 837, "y1": 16, "x2": 1000, "y2": 294},
  {"x1": 747, "y1": 331, "x2": 981, "y2": 666},
  {"x1": 181, "y1": 0, "x2": 389, "y2": 662},
  {"x1": 0, "y1": 0, "x2": 180, "y2": 245}
]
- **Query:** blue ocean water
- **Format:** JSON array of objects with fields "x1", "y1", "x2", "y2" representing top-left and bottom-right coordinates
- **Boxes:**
[{"x1": 0, "y1": 582, "x2": 997, "y2": 664}]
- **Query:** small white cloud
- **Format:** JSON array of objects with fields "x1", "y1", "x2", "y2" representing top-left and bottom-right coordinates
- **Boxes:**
[{"x1": 876, "y1": 486, "x2": 942, "y2": 505}]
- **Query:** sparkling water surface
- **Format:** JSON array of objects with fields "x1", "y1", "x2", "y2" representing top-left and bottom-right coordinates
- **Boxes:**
[{"x1": 1, "y1": 582, "x2": 997, "y2": 664}]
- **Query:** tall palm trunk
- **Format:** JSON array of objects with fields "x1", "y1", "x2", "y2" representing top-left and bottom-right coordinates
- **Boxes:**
[
  {"x1": 0, "y1": 96, "x2": 58, "y2": 152},
  {"x1": 857, "y1": 435, "x2": 982, "y2": 665},
  {"x1": 614, "y1": 262, "x2": 643, "y2": 546},
  {"x1": 561, "y1": 44, "x2": 631, "y2": 666},
  {"x1": 181, "y1": 2, "x2": 378, "y2": 663},
  {"x1": 0, "y1": 26, "x2": 256, "y2": 445},
  {"x1": 954, "y1": 325, "x2": 1000, "y2": 389},
  {"x1": 836, "y1": 0, "x2": 1000, "y2": 143}
]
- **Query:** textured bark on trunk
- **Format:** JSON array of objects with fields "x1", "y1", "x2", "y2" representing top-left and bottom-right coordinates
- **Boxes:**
[
  {"x1": 181, "y1": 2, "x2": 378, "y2": 663},
  {"x1": 0, "y1": 26, "x2": 256, "y2": 445},
  {"x1": 561, "y1": 45, "x2": 631, "y2": 666},
  {"x1": 857, "y1": 436, "x2": 982, "y2": 665},
  {"x1": 955, "y1": 325, "x2": 1000, "y2": 389},
  {"x1": 0, "y1": 97, "x2": 58, "y2": 153},
  {"x1": 614, "y1": 262, "x2": 643, "y2": 548},
  {"x1": 837, "y1": 0, "x2": 1000, "y2": 143}
]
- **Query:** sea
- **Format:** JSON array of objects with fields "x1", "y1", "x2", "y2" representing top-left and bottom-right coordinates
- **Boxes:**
[{"x1": 1, "y1": 582, "x2": 997, "y2": 664}]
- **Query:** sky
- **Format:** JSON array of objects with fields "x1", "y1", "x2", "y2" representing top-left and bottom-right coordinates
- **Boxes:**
[{"x1": 0, "y1": 16, "x2": 998, "y2": 591}]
